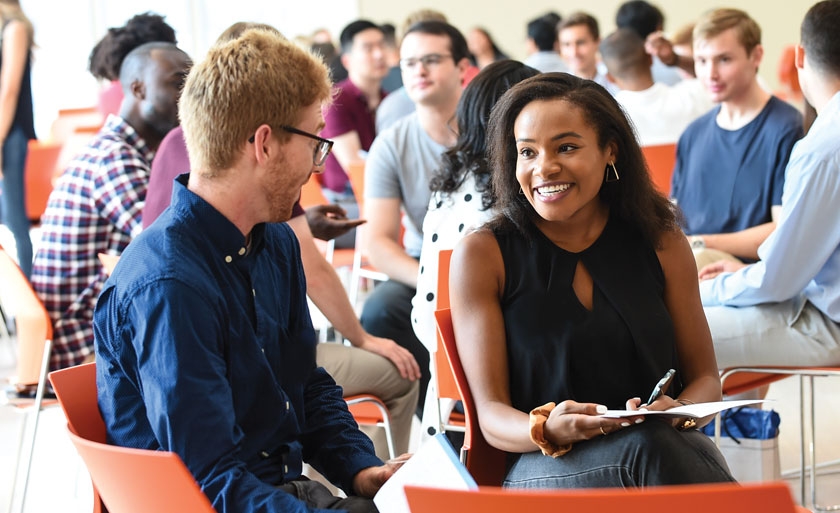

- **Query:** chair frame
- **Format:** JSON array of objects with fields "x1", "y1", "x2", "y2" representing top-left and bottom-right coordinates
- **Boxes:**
[
  {"x1": 717, "y1": 366, "x2": 840, "y2": 510},
  {"x1": 346, "y1": 393, "x2": 397, "y2": 460},
  {"x1": 1, "y1": 245, "x2": 55, "y2": 513}
]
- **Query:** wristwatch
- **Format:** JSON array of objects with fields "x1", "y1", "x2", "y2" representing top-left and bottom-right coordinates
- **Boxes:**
[{"x1": 689, "y1": 235, "x2": 705, "y2": 250}]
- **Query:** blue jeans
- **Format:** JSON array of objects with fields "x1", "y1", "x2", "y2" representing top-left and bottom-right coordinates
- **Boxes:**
[
  {"x1": 504, "y1": 420, "x2": 734, "y2": 489},
  {"x1": 1, "y1": 126, "x2": 32, "y2": 279}
]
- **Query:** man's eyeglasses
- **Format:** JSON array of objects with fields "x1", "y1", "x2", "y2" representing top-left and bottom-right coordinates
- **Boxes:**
[
  {"x1": 399, "y1": 53, "x2": 453, "y2": 71},
  {"x1": 248, "y1": 126, "x2": 334, "y2": 166}
]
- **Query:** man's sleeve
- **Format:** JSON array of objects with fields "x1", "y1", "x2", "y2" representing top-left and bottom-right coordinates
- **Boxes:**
[
  {"x1": 701, "y1": 150, "x2": 840, "y2": 306},
  {"x1": 92, "y1": 150, "x2": 148, "y2": 239},
  {"x1": 770, "y1": 118, "x2": 804, "y2": 206},
  {"x1": 321, "y1": 87, "x2": 357, "y2": 139}
]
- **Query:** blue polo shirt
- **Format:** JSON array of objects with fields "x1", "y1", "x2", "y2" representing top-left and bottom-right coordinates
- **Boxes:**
[
  {"x1": 671, "y1": 96, "x2": 802, "y2": 235},
  {"x1": 94, "y1": 175, "x2": 381, "y2": 513}
]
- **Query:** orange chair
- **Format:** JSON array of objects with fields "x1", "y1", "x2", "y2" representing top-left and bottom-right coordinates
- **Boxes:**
[
  {"x1": 49, "y1": 361, "x2": 215, "y2": 512},
  {"x1": 67, "y1": 430, "x2": 215, "y2": 513},
  {"x1": 404, "y1": 481, "x2": 809, "y2": 513},
  {"x1": 97, "y1": 253, "x2": 120, "y2": 276},
  {"x1": 48, "y1": 362, "x2": 106, "y2": 513},
  {"x1": 0, "y1": 244, "x2": 55, "y2": 513},
  {"x1": 48, "y1": 107, "x2": 104, "y2": 144},
  {"x1": 422, "y1": 250, "x2": 466, "y2": 440},
  {"x1": 434, "y1": 308, "x2": 506, "y2": 485},
  {"x1": 345, "y1": 161, "x2": 389, "y2": 306},
  {"x1": 717, "y1": 365, "x2": 840, "y2": 509},
  {"x1": 24, "y1": 140, "x2": 63, "y2": 222},
  {"x1": 345, "y1": 394, "x2": 397, "y2": 459},
  {"x1": 640, "y1": 143, "x2": 677, "y2": 196}
]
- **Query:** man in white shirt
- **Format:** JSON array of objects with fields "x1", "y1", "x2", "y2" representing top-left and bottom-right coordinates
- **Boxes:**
[
  {"x1": 523, "y1": 15, "x2": 568, "y2": 73},
  {"x1": 699, "y1": 0, "x2": 840, "y2": 370},
  {"x1": 601, "y1": 28, "x2": 712, "y2": 146}
]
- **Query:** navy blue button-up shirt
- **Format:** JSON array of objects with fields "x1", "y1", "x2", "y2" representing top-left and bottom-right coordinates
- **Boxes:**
[{"x1": 94, "y1": 175, "x2": 381, "y2": 513}]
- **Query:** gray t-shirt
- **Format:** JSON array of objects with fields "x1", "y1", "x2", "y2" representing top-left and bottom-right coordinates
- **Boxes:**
[{"x1": 365, "y1": 112, "x2": 446, "y2": 258}]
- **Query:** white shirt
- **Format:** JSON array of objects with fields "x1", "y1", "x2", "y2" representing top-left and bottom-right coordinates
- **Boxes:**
[
  {"x1": 411, "y1": 174, "x2": 497, "y2": 350},
  {"x1": 615, "y1": 80, "x2": 713, "y2": 146}
]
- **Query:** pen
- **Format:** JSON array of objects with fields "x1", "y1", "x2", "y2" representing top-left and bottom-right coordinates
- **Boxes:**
[{"x1": 645, "y1": 369, "x2": 676, "y2": 406}]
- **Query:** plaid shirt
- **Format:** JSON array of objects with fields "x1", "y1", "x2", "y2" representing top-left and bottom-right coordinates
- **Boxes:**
[{"x1": 32, "y1": 115, "x2": 154, "y2": 370}]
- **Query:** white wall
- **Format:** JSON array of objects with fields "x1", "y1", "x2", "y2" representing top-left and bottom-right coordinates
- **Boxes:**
[
  {"x1": 22, "y1": 0, "x2": 814, "y2": 139},
  {"x1": 23, "y1": 0, "x2": 359, "y2": 138},
  {"x1": 357, "y1": 0, "x2": 813, "y2": 92}
]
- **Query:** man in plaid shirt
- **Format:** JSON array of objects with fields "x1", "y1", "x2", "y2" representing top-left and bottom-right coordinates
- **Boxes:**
[{"x1": 31, "y1": 41, "x2": 190, "y2": 370}]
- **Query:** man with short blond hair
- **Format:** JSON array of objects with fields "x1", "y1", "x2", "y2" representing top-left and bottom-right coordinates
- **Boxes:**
[
  {"x1": 95, "y1": 29, "x2": 401, "y2": 513},
  {"x1": 671, "y1": 8, "x2": 802, "y2": 268}
]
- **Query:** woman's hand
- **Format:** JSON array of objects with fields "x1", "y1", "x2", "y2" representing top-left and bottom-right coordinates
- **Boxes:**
[{"x1": 543, "y1": 399, "x2": 640, "y2": 445}]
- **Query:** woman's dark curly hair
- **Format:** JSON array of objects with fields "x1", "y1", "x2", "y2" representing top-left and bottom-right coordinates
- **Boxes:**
[
  {"x1": 429, "y1": 59, "x2": 539, "y2": 210},
  {"x1": 487, "y1": 72, "x2": 678, "y2": 247},
  {"x1": 88, "y1": 12, "x2": 177, "y2": 81}
]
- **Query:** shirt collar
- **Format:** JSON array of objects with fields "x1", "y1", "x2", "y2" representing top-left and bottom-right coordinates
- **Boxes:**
[
  {"x1": 103, "y1": 114, "x2": 156, "y2": 163},
  {"x1": 169, "y1": 173, "x2": 266, "y2": 264}
]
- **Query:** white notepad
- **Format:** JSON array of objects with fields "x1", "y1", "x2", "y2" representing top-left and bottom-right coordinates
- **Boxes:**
[
  {"x1": 373, "y1": 433, "x2": 478, "y2": 513},
  {"x1": 600, "y1": 399, "x2": 767, "y2": 419}
]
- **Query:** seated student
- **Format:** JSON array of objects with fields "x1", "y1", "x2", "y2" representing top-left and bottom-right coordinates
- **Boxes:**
[
  {"x1": 699, "y1": 0, "x2": 840, "y2": 371},
  {"x1": 412, "y1": 60, "x2": 540, "y2": 353},
  {"x1": 451, "y1": 72, "x2": 733, "y2": 489},
  {"x1": 615, "y1": 0, "x2": 684, "y2": 85},
  {"x1": 32, "y1": 41, "x2": 191, "y2": 371},
  {"x1": 600, "y1": 28, "x2": 712, "y2": 147},
  {"x1": 670, "y1": 9, "x2": 803, "y2": 269},
  {"x1": 142, "y1": 23, "x2": 420, "y2": 461},
  {"x1": 523, "y1": 16, "x2": 568, "y2": 73},
  {"x1": 95, "y1": 29, "x2": 405, "y2": 512},
  {"x1": 362, "y1": 20, "x2": 470, "y2": 414},
  {"x1": 557, "y1": 12, "x2": 617, "y2": 94}
]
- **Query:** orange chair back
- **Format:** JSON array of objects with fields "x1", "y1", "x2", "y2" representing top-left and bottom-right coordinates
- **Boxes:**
[
  {"x1": 24, "y1": 140, "x2": 63, "y2": 222},
  {"x1": 49, "y1": 107, "x2": 104, "y2": 143},
  {"x1": 435, "y1": 308, "x2": 506, "y2": 485},
  {"x1": 641, "y1": 143, "x2": 677, "y2": 196},
  {"x1": 48, "y1": 362, "x2": 106, "y2": 443},
  {"x1": 299, "y1": 175, "x2": 329, "y2": 209},
  {"x1": 345, "y1": 161, "x2": 366, "y2": 212},
  {"x1": 404, "y1": 481, "x2": 804, "y2": 513},
  {"x1": 0, "y1": 245, "x2": 53, "y2": 386},
  {"x1": 434, "y1": 250, "x2": 460, "y2": 403},
  {"x1": 67, "y1": 430, "x2": 215, "y2": 513}
]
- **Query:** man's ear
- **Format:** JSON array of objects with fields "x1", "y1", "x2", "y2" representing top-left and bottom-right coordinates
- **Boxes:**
[
  {"x1": 130, "y1": 79, "x2": 145, "y2": 100},
  {"x1": 794, "y1": 44, "x2": 805, "y2": 70},
  {"x1": 340, "y1": 51, "x2": 351, "y2": 70}
]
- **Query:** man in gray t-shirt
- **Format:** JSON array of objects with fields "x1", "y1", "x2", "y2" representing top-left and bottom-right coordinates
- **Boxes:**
[{"x1": 361, "y1": 20, "x2": 469, "y2": 413}]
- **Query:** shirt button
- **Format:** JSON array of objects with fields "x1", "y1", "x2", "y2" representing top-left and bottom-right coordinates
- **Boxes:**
[
  {"x1": 225, "y1": 255, "x2": 232, "y2": 263},
  {"x1": 284, "y1": 465, "x2": 289, "y2": 474},
  {"x1": 252, "y1": 289, "x2": 256, "y2": 297},
  {"x1": 285, "y1": 401, "x2": 290, "y2": 411},
  {"x1": 238, "y1": 247, "x2": 246, "y2": 255},
  {"x1": 260, "y1": 451, "x2": 270, "y2": 458}
]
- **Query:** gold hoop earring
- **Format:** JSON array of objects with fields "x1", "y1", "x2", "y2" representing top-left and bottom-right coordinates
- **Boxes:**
[{"x1": 605, "y1": 162, "x2": 620, "y2": 183}]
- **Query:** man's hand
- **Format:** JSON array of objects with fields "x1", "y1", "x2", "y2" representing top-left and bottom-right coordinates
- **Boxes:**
[
  {"x1": 698, "y1": 260, "x2": 748, "y2": 281},
  {"x1": 304, "y1": 204, "x2": 366, "y2": 241},
  {"x1": 352, "y1": 453, "x2": 411, "y2": 498},
  {"x1": 645, "y1": 31, "x2": 678, "y2": 66},
  {"x1": 356, "y1": 334, "x2": 421, "y2": 381}
]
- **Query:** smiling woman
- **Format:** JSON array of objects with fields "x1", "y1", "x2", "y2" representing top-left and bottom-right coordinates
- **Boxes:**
[{"x1": 448, "y1": 72, "x2": 734, "y2": 490}]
